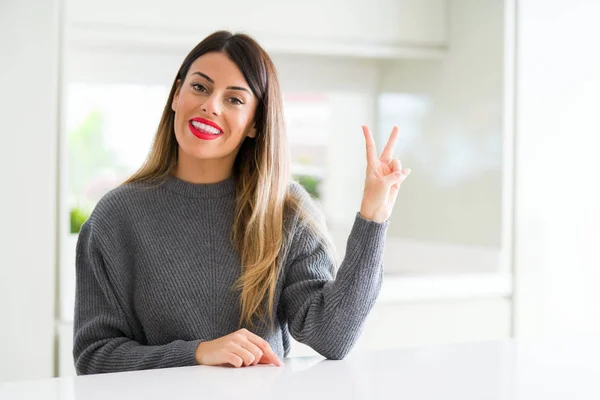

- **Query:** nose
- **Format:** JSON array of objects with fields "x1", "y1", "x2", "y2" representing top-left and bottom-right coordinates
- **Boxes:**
[{"x1": 201, "y1": 93, "x2": 221, "y2": 116}]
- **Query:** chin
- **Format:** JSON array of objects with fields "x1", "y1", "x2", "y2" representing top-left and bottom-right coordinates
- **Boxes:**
[{"x1": 182, "y1": 146, "x2": 219, "y2": 160}]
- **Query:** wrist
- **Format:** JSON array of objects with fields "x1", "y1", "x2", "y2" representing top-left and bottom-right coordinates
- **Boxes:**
[
  {"x1": 359, "y1": 210, "x2": 386, "y2": 223},
  {"x1": 195, "y1": 342, "x2": 205, "y2": 365}
]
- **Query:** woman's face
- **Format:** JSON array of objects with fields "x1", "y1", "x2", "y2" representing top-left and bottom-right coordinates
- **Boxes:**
[{"x1": 171, "y1": 52, "x2": 257, "y2": 164}]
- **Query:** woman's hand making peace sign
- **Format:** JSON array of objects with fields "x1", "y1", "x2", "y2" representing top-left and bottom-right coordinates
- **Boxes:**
[{"x1": 359, "y1": 125, "x2": 411, "y2": 223}]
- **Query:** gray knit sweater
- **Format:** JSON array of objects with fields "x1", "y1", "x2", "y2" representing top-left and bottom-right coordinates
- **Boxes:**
[{"x1": 73, "y1": 174, "x2": 388, "y2": 375}]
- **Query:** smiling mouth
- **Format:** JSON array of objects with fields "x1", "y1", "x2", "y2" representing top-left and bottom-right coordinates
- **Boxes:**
[
  {"x1": 188, "y1": 121, "x2": 224, "y2": 141},
  {"x1": 190, "y1": 120, "x2": 223, "y2": 135}
]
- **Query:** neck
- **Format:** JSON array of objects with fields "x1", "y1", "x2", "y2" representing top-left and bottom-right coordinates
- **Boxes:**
[{"x1": 174, "y1": 148, "x2": 235, "y2": 184}]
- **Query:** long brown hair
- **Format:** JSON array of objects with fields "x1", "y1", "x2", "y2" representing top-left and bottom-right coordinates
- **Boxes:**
[{"x1": 123, "y1": 31, "x2": 336, "y2": 328}]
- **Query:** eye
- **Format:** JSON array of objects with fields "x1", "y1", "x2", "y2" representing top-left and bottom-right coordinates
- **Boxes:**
[
  {"x1": 229, "y1": 97, "x2": 244, "y2": 105},
  {"x1": 191, "y1": 83, "x2": 208, "y2": 93}
]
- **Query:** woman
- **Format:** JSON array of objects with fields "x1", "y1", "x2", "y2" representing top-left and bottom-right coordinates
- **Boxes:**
[{"x1": 73, "y1": 30, "x2": 411, "y2": 375}]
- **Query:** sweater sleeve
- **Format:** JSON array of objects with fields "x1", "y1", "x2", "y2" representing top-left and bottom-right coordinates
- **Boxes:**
[
  {"x1": 73, "y1": 220, "x2": 202, "y2": 375},
  {"x1": 281, "y1": 208, "x2": 388, "y2": 360}
]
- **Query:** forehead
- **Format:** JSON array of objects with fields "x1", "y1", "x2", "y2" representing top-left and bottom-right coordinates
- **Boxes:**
[{"x1": 187, "y1": 52, "x2": 248, "y2": 85}]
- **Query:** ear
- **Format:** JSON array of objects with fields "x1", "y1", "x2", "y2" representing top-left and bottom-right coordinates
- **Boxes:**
[
  {"x1": 171, "y1": 79, "x2": 182, "y2": 112},
  {"x1": 247, "y1": 123, "x2": 257, "y2": 139}
]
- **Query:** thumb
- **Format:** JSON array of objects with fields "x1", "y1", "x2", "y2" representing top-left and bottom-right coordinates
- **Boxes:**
[{"x1": 384, "y1": 168, "x2": 411, "y2": 186}]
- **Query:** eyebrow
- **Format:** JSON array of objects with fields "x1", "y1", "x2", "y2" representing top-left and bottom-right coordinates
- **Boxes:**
[{"x1": 191, "y1": 71, "x2": 251, "y2": 94}]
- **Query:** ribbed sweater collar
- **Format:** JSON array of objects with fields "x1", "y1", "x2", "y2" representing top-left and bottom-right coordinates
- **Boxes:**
[{"x1": 160, "y1": 174, "x2": 236, "y2": 199}]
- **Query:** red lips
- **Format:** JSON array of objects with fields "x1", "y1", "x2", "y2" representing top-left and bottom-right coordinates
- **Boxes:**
[{"x1": 189, "y1": 117, "x2": 223, "y2": 132}]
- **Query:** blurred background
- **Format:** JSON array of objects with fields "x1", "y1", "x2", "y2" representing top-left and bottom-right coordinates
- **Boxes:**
[{"x1": 2, "y1": 0, "x2": 600, "y2": 382}]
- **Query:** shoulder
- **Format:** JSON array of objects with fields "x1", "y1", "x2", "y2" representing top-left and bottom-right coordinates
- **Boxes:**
[
  {"x1": 287, "y1": 180, "x2": 323, "y2": 210},
  {"x1": 286, "y1": 179, "x2": 324, "y2": 219},
  {"x1": 77, "y1": 182, "x2": 156, "y2": 274},
  {"x1": 287, "y1": 179, "x2": 308, "y2": 199},
  {"x1": 95, "y1": 181, "x2": 152, "y2": 216},
  {"x1": 86, "y1": 180, "x2": 160, "y2": 233}
]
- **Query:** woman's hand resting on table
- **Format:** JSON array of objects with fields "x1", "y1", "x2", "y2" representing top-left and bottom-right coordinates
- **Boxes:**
[{"x1": 195, "y1": 328, "x2": 283, "y2": 368}]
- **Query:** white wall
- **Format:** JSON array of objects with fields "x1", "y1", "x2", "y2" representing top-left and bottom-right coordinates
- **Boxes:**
[
  {"x1": 514, "y1": 1, "x2": 600, "y2": 337},
  {"x1": 0, "y1": 0, "x2": 60, "y2": 381},
  {"x1": 63, "y1": 0, "x2": 446, "y2": 58}
]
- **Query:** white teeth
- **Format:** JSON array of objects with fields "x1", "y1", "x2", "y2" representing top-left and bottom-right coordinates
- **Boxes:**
[{"x1": 191, "y1": 121, "x2": 222, "y2": 135}]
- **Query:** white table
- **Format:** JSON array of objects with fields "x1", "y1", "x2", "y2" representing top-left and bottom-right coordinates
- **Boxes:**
[{"x1": 2, "y1": 336, "x2": 600, "y2": 399}]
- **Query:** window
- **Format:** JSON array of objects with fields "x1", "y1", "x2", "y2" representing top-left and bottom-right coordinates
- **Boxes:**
[{"x1": 66, "y1": 83, "x2": 169, "y2": 231}]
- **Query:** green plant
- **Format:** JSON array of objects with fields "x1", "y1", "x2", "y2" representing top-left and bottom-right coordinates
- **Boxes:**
[
  {"x1": 294, "y1": 175, "x2": 321, "y2": 199},
  {"x1": 70, "y1": 207, "x2": 90, "y2": 234}
]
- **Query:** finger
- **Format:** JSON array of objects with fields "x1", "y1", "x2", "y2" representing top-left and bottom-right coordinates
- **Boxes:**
[
  {"x1": 225, "y1": 353, "x2": 244, "y2": 368},
  {"x1": 242, "y1": 330, "x2": 282, "y2": 366},
  {"x1": 240, "y1": 340, "x2": 264, "y2": 366},
  {"x1": 389, "y1": 169, "x2": 411, "y2": 204},
  {"x1": 384, "y1": 170, "x2": 409, "y2": 187},
  {"x1": 258, "y1": 354, "x2": 278, "y2": 365},
  {"x1": 233, "y1": 345, "x2": 256, "y2": 367},
  {"x1": 251, "y1": 337, "x2": 282, "y2": 367},
  {"x1": 362, "y1": 125, "x2": 378, "y2": 167},
  {"x1": 380, "y1": 126, "x2": 399, "y2": 163},
  {"x1": 389, "y1": 159, "x2": 402, "y2": 173}
]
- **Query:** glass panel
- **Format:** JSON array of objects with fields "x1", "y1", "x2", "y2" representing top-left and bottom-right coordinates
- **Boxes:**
[{"x1": 66, "y1": 83, "x2": 169, "y2": 231}]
